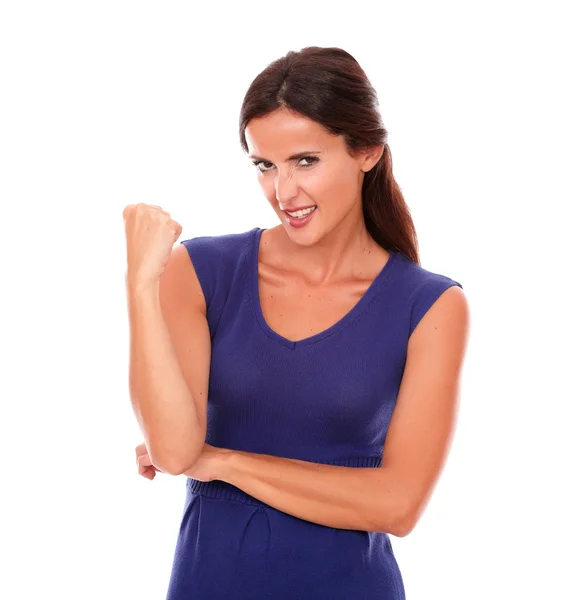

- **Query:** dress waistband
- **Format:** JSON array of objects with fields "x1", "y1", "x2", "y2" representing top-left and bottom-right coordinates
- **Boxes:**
[{"x1": 186, "y1": 455, "x2": 382, "y2": 508}]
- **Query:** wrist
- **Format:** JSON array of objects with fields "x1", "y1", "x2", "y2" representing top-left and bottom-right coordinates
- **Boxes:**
[
  {"x1": 126, "y1": 275, "x2": 160, "y2": 297},
  {"x1": 215, "y1": 448, "x2": 238, "y2": 483}
]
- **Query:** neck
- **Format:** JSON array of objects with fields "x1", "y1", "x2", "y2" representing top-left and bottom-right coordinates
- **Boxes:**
[{"x1": 271, "y1": 218, "x2": 386, "y2": 286}]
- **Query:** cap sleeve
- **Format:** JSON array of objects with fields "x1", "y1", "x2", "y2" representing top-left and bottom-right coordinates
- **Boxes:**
[
  {"x1": 180, "y1": 236, "x2": 222, "y2": 313},
  {"x1": 179, "y1": 229, "x2": 254, "y2": 340}
]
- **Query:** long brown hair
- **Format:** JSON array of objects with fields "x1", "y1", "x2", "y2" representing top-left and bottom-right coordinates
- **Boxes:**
[{"x1": 238, "y1": 46, "x2": 420, "y2": 264}]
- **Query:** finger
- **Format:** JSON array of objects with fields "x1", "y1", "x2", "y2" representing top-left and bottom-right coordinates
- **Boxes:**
[
  {"x1": 137, "y1": 453, "x2": 153, "y2": 467},
  {"x1": 137, "y1": 453, "x2": 161, "y2": 472},
  {"x1": 147, "y1": 204, "x2": 170, "y2": 216},
  {"x1": 170, "y1": 220, "x2": 183, "y2": 239},
  {"x1": 139, "y1": 465, "x2": 156, "y2": 479}
]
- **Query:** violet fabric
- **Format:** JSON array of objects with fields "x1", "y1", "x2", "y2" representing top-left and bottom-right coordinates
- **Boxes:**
[{"x1": 165, "y1": 227, "x2": 462, "y2": 599}]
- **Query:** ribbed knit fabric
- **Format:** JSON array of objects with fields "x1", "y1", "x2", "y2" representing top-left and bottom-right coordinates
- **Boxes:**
[{"x1": 165, "y1": 226, "x2": 463, "y2": 600}]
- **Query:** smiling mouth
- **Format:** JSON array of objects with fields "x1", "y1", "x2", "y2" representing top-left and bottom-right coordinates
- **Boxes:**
[{"x1": 284, "y1": 206, "x2": 318, "y2": 217}]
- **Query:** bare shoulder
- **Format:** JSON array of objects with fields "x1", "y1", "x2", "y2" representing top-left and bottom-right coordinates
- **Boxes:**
[{"x1": 410, "y1": 284, "x2": 469, "y2": 351}]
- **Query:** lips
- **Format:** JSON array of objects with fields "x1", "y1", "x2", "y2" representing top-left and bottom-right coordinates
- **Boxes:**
[{"x1": 285, "y1": 205, "x2": 317, "y2": 228}]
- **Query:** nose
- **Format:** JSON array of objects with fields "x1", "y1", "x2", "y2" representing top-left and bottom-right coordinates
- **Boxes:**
[{"x1": 275, "y1": 167, "x2": 299, "y2": 206}]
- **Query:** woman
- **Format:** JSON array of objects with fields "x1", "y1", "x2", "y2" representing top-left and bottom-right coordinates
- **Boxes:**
[{"x1": 124, "y1": 46, "x2": 469, "y2": 599}]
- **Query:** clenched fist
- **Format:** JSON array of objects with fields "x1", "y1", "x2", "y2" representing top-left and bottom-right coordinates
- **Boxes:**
[
  {"x1": 135, "y1": 442, "x2": 162, "y2": 480},
  {"x1": 122, "y1": 203, "x2": 183, "y2": 289}
]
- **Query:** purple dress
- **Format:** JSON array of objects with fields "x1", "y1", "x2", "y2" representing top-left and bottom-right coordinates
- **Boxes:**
[{"x1": 165, "y1": 227, "x2": 462, "y2": 599}]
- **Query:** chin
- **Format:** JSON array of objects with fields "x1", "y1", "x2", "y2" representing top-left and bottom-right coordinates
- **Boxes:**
[{"x1": 283, "y1": 224, "x2": 321, "y2": 245}]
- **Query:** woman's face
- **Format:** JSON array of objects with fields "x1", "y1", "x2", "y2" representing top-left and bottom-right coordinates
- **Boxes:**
[{"x1": 245, "y1": 107, "x2": 381, "y2": 243}]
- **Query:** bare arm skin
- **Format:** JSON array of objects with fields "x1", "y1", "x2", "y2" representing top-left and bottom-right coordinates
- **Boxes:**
[{"x1": 126, "y1": 244, "x2": 211, "y2": 475}]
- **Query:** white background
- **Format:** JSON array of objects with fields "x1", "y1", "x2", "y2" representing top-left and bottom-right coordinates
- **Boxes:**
[{"x1": 1, "y1": 1, "x2": 561, "y2": 598}]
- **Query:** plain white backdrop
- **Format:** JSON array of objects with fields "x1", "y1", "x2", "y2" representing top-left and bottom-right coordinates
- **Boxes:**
[{"x1": 1, "y1": 1, "x2": 561, "y2": 598}]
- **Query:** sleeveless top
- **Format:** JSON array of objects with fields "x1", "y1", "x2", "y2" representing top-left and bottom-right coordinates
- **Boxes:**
[{"x1": 181, "y1": 226, "x2": 463, "y2": 504}]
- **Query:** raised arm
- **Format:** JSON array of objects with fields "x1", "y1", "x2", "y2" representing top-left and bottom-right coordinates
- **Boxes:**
[{"x1": 126, "y1": 243, "x2": 211, "y2": 475}]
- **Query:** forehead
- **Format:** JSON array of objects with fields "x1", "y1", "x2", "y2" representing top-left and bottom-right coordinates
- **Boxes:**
[{"x1": 245, "y1": 108, "x2": 336, "y2": 156}]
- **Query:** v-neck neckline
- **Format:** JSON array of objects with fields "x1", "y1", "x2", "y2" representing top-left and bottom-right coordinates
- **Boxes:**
[{"x1": 250, "y1": 227, "x2": 398, "y2": 349}]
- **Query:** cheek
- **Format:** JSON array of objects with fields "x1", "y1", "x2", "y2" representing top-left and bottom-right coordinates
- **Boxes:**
[
  {"x1": 266, "y1": 194, "x2": 279, "y2": 211},
  {"x1": 327, "y1": 169, "x2": 359, "y2": 203},
  {"x1": 304, "y1": 169, "x2": 325, "y2": 187},
  {"x1": 306, "y1": 169, "x2": 345, "y2": 200}
]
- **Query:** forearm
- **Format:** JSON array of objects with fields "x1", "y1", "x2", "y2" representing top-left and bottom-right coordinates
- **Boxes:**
[
  {"x1": 219, "y1": 450, "x2": 404, "y2": 535},
  {"x1": 126, "y1": 280, "x2": 203, "y2": 473}
]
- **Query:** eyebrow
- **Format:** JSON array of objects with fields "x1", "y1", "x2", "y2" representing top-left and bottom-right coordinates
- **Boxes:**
[{"x1": 249, "y1": 150, "x2": 322, "y2": 162}]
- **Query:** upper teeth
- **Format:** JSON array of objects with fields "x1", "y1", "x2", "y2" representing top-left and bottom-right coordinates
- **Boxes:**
[{"x1": 288, "y1": 207, "x2": 316, "y2": 218}]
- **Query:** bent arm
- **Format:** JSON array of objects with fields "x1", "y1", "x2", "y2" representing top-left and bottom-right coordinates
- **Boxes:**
[{"x1": 126, "y1": 279, "x2": 205, "y2": 475}]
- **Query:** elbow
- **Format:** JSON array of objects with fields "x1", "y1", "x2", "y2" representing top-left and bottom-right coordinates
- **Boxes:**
[
  {"x1": 166, "y1": 461, "x2": 194, "y2": 477},
  {"x1": 156, "y1": 453, "x2": 200, "y2": 476},
  {"x1": 149, "y1": 443, "x2": 204, "y2": 477},
  {"x1": 390, "y1": 501, "x2": 419, "y2": 538},
  {"x1": 391, "y1": 515, "x2": 414, "y2": 538}
]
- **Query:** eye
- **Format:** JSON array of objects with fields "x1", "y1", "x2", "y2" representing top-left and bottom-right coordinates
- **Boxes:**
[
  {"x1": 252, "y1": 159, "x2": 274, "y2": 173},
  {"x1": 252, "y1": 155, "x2": 319, "y2": 173}
]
